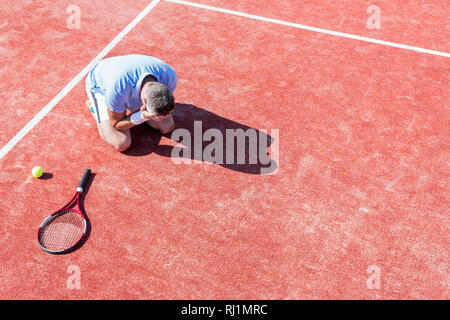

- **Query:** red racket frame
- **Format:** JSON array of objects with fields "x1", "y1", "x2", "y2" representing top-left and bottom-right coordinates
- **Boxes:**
[{"x1": 37, "y1": 169, "x2": 90, "y2": 254}]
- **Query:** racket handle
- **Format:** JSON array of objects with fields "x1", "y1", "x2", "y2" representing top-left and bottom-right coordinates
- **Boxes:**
[{"x1": 77, "y1": 169, "x2": 91, "y2": 193}]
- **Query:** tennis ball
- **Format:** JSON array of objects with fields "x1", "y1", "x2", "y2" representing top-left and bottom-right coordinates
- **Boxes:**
[{"x1": 31, "y1": 166, "x2": 43, "y2": 178}]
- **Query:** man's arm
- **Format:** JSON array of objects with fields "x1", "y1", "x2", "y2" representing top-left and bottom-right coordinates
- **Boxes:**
[
  {"x1": 108, "y1": 109, "x2": 135, "y2": 131},
  {"x1": 108, "y1": 105, "x2": 154, "y2": 131}
]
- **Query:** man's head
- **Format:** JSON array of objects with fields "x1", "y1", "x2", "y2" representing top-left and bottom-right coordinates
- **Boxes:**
[{"x1": 140, "y1": 80, "x2": 175, "y2": 121}]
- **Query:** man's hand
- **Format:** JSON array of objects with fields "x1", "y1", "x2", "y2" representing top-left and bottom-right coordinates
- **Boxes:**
[
  {"x1": 140, "y1": 105, "x2": 154, "y2": 120},
  {"x1": 140, "y1": 105, "x2": 172, "y2": 122}
]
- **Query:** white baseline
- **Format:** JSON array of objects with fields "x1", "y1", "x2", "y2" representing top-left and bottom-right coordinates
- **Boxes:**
[
  {"x1": 2, "y1": 0, "x2": 448, "y2": 160},
  {"x1": 0, "y1": 0, "x2": 161, "y2": 160},
  {"x1": 165, "y1": 0, "x2": 450, "y2": 58}
]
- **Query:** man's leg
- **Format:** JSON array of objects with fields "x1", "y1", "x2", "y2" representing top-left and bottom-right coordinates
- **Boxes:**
[
  {"x1": 86, "y1": 90, "x2": 132, "y2": 152},
  {"x1": 146, "y1": 114, "x2": 175, "y2": 134},
  {"x1": 98, "y1": 121, "x2": 131, "y2": 152}
]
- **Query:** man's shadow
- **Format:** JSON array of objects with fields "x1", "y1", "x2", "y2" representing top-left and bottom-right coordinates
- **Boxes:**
[{"x1": 124, "y1": 103, "x2": 278, "y2": 175}]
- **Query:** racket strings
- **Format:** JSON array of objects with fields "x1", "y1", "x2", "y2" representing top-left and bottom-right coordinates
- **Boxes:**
[{"x1": 38, "y1": 210, "x2": 85, "y2": 252}]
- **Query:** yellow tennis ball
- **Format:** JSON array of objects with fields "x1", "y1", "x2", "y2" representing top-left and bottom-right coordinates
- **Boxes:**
[{"x1": 31, "y1": 166, "x2": 43, "y2": 178}]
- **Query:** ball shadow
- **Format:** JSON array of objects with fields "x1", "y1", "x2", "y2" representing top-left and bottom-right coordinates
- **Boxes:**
[{"x1": 39, "y1": 172, "x2": 53, "y2": 180}]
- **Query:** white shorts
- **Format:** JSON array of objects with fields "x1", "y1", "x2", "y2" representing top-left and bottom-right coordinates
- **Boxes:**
[{"x1": 85, "y1": 87, "x2": 110, "y2": 124}]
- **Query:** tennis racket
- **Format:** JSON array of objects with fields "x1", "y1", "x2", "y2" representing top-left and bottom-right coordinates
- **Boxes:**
[{"x1": 37, "y1": 169, "x2": 91, "y2": 254}]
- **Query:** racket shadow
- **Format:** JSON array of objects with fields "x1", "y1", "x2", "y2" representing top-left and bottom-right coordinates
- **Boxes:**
[{"x1": 54, "y1": 172, "x2": 96, "y2": 255}]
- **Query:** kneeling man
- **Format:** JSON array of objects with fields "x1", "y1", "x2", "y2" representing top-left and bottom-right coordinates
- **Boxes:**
[{"x1": 85, "y1": 54, "x2": 177, "y2": 151}]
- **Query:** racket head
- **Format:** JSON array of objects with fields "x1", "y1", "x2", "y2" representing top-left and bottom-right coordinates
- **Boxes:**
[{"x1": 37, "y1": 208, "x2": 87, "y2": 254}]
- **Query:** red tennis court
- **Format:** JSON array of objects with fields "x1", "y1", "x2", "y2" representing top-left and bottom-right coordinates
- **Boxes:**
[{"x1": 0, "y1": 0, "x2": 448, "y2": 299}]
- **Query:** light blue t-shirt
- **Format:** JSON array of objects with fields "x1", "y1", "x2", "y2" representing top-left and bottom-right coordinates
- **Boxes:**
[{"x1": 86, "y1": 54, "x2": 177, "y2": 113}]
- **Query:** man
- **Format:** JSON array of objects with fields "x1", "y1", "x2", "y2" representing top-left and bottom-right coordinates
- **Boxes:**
[{"x1": 85, "y1": 54, "x2": 177, "y2": 152}]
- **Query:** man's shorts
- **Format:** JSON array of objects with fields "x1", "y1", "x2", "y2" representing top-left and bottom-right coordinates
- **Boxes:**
[{"x1": 85, "y1": 79, "x2": 109, "y2": 124}]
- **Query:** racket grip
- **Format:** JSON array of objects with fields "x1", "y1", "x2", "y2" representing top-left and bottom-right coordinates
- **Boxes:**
[{"x1": 77, "y1": 169, "x2": 91, "y2": 192}]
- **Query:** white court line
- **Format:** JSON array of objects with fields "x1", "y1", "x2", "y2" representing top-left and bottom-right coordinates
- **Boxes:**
[
  {"x1": 2, "y1": 0, "x2": 448, "y2": 161},
  {"x1": 165, "y1": 0, "x2": 450, "y2": 58},
  {"x1": 0, "y1": 0, "x2": 161, "y2": 160}
]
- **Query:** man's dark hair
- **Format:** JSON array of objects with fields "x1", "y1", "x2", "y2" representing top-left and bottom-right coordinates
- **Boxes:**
[{"x1": 143, "y1": 82, "x2": 175, "y2": 115}]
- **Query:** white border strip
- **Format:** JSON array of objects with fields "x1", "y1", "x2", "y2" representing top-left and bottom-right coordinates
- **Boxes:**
[
  {"x1": 165, "y1": 0, "x2": 450, "y2": 58},
  {"x1": 0, "y1": 0, "x2": 161, "y2": 160}
]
